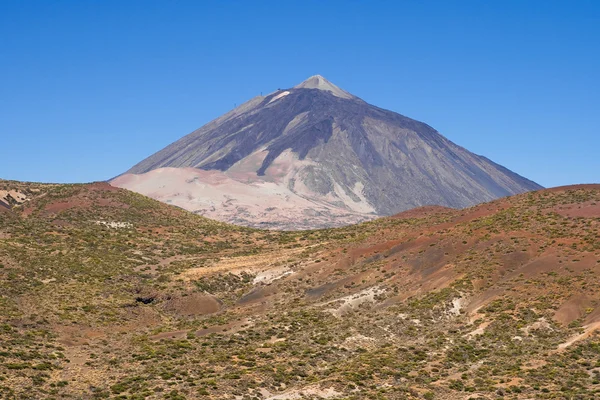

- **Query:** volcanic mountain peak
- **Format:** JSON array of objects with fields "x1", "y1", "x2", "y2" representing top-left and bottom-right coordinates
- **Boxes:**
[
  {"x1": 293, "y1": 74, "x2": 355, "y2": 99},
  {"x1": 114, "y1": 76, "x2": 543, "y2": 229}
]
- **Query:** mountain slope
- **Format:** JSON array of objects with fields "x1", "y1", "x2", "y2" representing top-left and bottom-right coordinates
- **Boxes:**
[
  {"x1": 1, "y1": 180, "x2": 599, "y2": 399},
  {"x1": 113, "y1": 75, "x2": 542, "y2": 229}
]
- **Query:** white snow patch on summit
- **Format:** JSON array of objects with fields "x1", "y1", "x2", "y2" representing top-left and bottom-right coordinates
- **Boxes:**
[{"x1": 268, "y1": 91, "x2": 290, "y2": 104}]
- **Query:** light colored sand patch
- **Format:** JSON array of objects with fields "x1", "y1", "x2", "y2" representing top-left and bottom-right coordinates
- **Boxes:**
[
  {"x1": 264, "y1": 149, "x2": 317, "y2": 183},
  {"x1": 0, "y1": 190, "x2": 29, "y2": 205},
  {"x1": 342, "y1": 334, "x2": 376, "y2": 349},
  {"x1": 281, "y1": 158, "x2": 376, "y2": 214},
  {"x1": 253, "y1": 267, "x2": 293, "y2": 284},
  {"x1": 111, "y1": 167, "x2": 375, "y2": 230},
  {"x1": 0, "y1": 190, "x2": 27, "y2": 202},
  {"x1": 522, "y1": 318, "x2": 553, "y2": 336},
  {"x1": 331, "y1": 180, "x2": 376, "y2": 214},
  {"x1": 260, "y1": 386, "x2": 342, "y2": 400},
  {"x1": 226, "y1": 149, "x2": 269, "y2": 181},
  {"x1": 181, "y1": 247, "x2": 309, "y2": 282},
  {"x1": 268, "y1": 91, "x2": 290, "y2": 104},
  {"x1": 352, "y1": 182, "x2": 375, "y2": 211},
  {"x1": 322, "y1": 286, "x2": 385, "y2": 318},
  {"x1": 94, "y1": 221, "x2": 133, "y2": 229},
  {"x1": 448, "y1": 297, "x2": 467, "y2": 317}
]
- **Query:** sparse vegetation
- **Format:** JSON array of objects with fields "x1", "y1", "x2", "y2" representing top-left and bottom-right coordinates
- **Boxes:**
[{"x1": 0, "y1": 180, "x2": 599, "y2": 398}]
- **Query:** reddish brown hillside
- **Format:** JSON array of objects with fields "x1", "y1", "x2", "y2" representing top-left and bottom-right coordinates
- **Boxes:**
[{"x1": 0, "y1": 181, "x2": 599, "y2": 399}]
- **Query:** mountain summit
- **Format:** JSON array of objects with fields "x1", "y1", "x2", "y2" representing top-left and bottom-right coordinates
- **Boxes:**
[
  {"x1": 293, "y1": 75, "x2": 356, "y2": 99},
  {"x1": 112, "y1": 76, "x2": 542, "y2": 229}
]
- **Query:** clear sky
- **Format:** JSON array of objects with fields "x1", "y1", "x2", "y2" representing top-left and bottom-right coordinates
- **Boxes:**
[{"x1": 1, "y1": 0, "x2": 598, "y2": 187}]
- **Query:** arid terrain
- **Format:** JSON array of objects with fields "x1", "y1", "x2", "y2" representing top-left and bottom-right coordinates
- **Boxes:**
[{"x1": 1, "y1": 179, "x2": 599, "y2": 399}]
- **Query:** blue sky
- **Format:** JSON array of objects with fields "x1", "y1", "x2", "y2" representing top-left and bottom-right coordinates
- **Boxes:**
[{"x1": 1, "y1": 0, "x2": 598, "y2": 187}]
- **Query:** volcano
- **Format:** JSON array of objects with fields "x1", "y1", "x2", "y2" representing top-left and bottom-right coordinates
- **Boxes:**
[{"x1": 112, "y1": 75, "x2": 542, "y2": 229}]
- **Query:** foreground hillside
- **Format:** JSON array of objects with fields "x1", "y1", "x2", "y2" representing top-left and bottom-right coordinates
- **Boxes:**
[{"x1": 0, "y1": 180, "x2": 599, "y2": 399}]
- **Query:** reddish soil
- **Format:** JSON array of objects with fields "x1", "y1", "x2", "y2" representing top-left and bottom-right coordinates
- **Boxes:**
[
  {"x1": 585, "y1": 307, "x2": 600, "y2": 325},
  {"x1": 233, "y1": 185, "x2": 600, "y2": 322},
  {"x1": 553, "y1": 201, "x2": 600, "y2": 218},
  {"x1": 554, "y1": 294, "x2": 593, "y2": 325},
  {"x1": 17, "y1": 182, "x2": 133, "y2": 217},
  {"x1": 451, "y1": 202, "x2": 512, "y2": 224},
  {"x1": 389, "y1": 205, "x2": 453, "y2": 220},
  {"x1": 465, "y1": 288, "x2": 505, "y2": 314},
  {"x1": 44, "y1": 200, "x2": 89, "y2": 214},
  {"x1": 540, "y1": 184, "x2": 600, "y2": 193},
  {"x1": 149, "y1": 330, "x2": 188, "y2": 340},
  {"x1": 163, "y1": 293, "x2": 222, "y2": 316},
  {"x1": 88, "y1": 181, "x2": 121, "y2": 192}
]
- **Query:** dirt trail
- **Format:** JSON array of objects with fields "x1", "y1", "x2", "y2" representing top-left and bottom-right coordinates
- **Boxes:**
[
  {"x1": 557, "y1": 321, "x2": 600, "y2": 350},
  {"x1": 180, "y1": 246, "x2": 312, "y2": 281}
]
